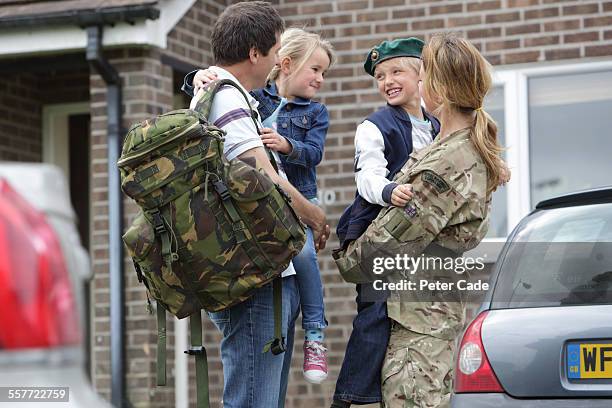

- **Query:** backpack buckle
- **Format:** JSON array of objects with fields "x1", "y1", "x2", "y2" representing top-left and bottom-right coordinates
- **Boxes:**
[
  {"x1": 150, "y1": 210, "x2": 166, "y2": 234},
  {"x1": 270, "y1": 337, "x2": 286, "y2": 355},
  {"x1": 214, "y1": 181, "x2": 231, "y2": 201},
  {"x1": 233, "y1": 222, "x2": 248, "y2": 243},
  {"x1": 184, "y1": 346, "x2": 206, "y2": 356}
]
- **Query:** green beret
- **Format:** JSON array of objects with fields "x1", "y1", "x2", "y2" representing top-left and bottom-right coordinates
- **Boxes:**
[{"x1": 364, "y1": 37, "x2": 425, "y2": 76}]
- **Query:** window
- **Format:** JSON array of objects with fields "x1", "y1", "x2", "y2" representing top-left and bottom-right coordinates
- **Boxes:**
[
  {"x1": 484, "y1": 62, "x2": 612, "y2": 242},
  {"x1": 484, "y1": 86, "x2": 507, "y2": 238},
  {"x1": 528, "y1": 70, "x2": 612, "y2": 207},
  {"x1": 491, "y1": 203, "x2": 612, "y2": 309}
]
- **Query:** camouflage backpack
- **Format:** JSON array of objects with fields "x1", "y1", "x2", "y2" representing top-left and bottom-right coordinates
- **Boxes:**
[{"x1": 118, "y1": 79, "x2": 306, "y2": 408}]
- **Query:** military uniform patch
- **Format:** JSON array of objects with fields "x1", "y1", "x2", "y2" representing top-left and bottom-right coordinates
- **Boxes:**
[
  {"x1": 421, "y1": 170, "x2": 450, "y2": 194},
  {"x1": 404, "y1": 204, "x2": 417, "y2": 218}
]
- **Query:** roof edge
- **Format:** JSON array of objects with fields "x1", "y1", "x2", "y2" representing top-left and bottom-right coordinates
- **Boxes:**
[{"x1": 0, "y1": 3, "x2": 160, "y2": 29}]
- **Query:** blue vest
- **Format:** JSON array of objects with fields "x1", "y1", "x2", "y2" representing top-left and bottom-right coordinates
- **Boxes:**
[{"x1": 337, "y1": 105, "x2": 440, "y2": 247}]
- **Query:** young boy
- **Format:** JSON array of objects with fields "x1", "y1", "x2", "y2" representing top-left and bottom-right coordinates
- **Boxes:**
[{"x1": 332, "y1": 38, "x2": 440, "y2": 408}]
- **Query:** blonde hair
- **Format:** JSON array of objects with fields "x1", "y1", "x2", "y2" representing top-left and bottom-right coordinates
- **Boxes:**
[
  {"x1": 373, "y1": 56, "x2": 421, "y2": 77},
  {"x1": 421, "y1": 32, "x2": 504, "y2": 196},
  {"x1": 268, "y1": 28, "x2": 335, "y2": 82},
  {"x1": 399, "y1": 57, "x2": 421, "y2": 74}
]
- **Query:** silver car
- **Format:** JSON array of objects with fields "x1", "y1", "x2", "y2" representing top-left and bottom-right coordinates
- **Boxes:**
[
  {"x1": 0, "y1": 164, "x2": 111, "y2": 407},
  {"x1": 452, "y1": 187, "x2": 612, "y2": 407}
]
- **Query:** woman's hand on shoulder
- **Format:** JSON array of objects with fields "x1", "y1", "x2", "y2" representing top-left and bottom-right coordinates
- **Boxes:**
[
  {"x1": 391, "y1": 184, "x2": 414, "y2": 207},
  {"x1": 193, "y1": 68, "x2": 218, "y2": 92}
]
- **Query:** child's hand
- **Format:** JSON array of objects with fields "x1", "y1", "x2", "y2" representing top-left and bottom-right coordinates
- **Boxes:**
[
  {"x1": 493, "y1": 157, "x2": 511, "y2": 192},
  {"x1": 193, "y1": 69, "x2": 218, "y2": 93},
  {"x1": 314, "y1": 224, "x2": 331, "y2": 252},
  {"x1": 261, "y1": 128, "x2": 292, "y2": 155},
  {"x1": 391, "y1": 184, "x2": 414, "y2": 207},
  {"x1": 499, "y1": 161, "x2": 511, "y2": 186}
]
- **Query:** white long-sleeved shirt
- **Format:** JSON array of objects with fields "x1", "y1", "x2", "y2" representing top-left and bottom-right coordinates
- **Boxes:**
[
  {"x1": 354, "y1": 115, "x2": 433, "y2": 206},
  {"x1": 354, "y1": 120, "x2": 392, "y2": 206}
]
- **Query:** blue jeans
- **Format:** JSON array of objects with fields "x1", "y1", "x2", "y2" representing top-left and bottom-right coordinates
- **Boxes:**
[
  {"x1": 293, "y1": 225, "x2": 327, "y2": 330},
  {"x1": 333, "y1": 284, "x2": 390, "y2": 404},
  {"x1": 209, "y1": 276, "x2": 301, "y2": 408}
]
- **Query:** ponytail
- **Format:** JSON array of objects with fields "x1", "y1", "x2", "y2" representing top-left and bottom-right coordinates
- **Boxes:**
[
  {"x1": 472, "y1": 109, "x2": 504, "y2": 196},
  {"x1": 422, "y1": 32, "x2": 507, "y2": 197}
]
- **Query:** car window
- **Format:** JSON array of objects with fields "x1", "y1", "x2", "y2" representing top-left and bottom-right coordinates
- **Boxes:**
[{"x1": 491, "y1": 202, "x2": 612, "y2": 308}]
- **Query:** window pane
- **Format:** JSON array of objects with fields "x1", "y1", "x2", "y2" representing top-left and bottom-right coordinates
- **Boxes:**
[
  {"x1": 484, "y1": 86, "x2": 507, "y2": 237},
  {"x1": 491, "y1": 203, "x2": 612, "y2": 309},
  {"x1": 529, "y1": 70, "x2": 612, "y2": 207}
]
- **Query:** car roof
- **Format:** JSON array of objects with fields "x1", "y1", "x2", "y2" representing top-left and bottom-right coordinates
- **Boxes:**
[{"x1": 535, "y1": 186, "x2": 612, "y2": 210}]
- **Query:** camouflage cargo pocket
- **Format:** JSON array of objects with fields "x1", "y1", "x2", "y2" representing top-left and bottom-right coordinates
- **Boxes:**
[
  {"x1": 382, "y1": 329, "x2": 454, "y2": 408},
  {"x1": 332, "y1": 243, "x2": 367, "y2": 284},
  {"x1": 380, "y1": 205, "x2": 420, "y2": 242},
  {"x1": 122, "y1": 212, "x2": 186, "y2": 314},
  {"x1": 382, "y1": 348, "x2": 417, "y2": 408}
]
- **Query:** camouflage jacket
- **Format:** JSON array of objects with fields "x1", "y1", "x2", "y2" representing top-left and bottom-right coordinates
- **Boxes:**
[{"x1": 365, "y1": 128, "x2": 489, "y2": 340}]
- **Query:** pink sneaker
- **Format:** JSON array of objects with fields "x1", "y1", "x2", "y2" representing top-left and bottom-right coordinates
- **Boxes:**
[{"x1": 303, "y1": 340, "x2": 328, "y2": 384}]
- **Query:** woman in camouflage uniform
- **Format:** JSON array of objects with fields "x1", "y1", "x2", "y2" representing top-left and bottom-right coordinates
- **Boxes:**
[
  {"x1": 337, "y1": 33, "x2": 507, "y2": 407},
  {"x1": 382, "y1": 33, "x2": 507, "y2": 408}
]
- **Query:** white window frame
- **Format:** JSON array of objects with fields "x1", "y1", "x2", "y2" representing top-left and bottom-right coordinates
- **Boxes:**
[
  {"x1": 42, "y1": 102, "x2": 89, "y2": 180},
  {"x1": 473, "y1": 60, "x2": 612, "y2": 262}
]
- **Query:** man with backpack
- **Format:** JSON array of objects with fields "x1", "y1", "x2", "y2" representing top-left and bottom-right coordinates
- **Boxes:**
[{"x1": 182, "y1": 2, "x2": 329, "y2": 407}]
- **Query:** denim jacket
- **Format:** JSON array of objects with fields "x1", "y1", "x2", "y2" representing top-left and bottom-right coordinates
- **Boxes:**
[
  {"x1": 251, "y1": 82, "x2": 328, "y2": 199},
  {"x1": 182, "y1": 72, "x2": 328, "y2": 199}
]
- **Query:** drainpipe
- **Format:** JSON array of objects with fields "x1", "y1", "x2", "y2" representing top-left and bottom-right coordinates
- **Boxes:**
[{"x1": 86, "y1": 25, "x2": 125, "y2": 408}]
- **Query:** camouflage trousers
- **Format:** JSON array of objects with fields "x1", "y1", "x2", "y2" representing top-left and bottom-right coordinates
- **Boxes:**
[{"x1": 381, "y1": 323, "x2": 455, "y2": 408}]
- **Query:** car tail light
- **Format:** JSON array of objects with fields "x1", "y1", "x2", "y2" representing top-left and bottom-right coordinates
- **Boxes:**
[
  {"x1": 0, "y1": 180, "x2": 80, "y2": 349},
  {"x1": 454, "y1": 311, "x2": 504, "y2": 393}
]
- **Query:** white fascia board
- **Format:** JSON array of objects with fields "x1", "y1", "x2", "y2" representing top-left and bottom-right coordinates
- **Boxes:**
[{"x1": 0, "y1": 0, "x2": 196, "y2": 57}]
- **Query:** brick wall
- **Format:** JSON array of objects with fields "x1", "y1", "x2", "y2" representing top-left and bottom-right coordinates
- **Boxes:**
[
  {"x1": 0, "y1": 64, "x2": 89, "y2": 162},
  {"x1": 0, "y1": 73, "x2": 41, "y2": 161},
  {"x1": 166, "y1": 0, "x2": 224, "y2": 68}
]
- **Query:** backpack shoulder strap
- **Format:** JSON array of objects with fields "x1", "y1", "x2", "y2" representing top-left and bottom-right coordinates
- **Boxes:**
[
  {"x1": 190, "y1": 78, "x2": 260, "y2": 133},
  {"x1": 190, "y1": 78, "x2": 280, "y2": 173}
]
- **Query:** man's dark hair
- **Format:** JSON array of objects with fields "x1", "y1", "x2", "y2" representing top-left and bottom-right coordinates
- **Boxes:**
[{"x1": 211, "y1": 1, "x2": 284, "y2": 65}]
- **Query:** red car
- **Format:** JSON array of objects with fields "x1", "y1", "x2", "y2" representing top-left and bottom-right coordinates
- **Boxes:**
[{"x1": 0, "y1": 164, "x2": 110, "y2": 407}]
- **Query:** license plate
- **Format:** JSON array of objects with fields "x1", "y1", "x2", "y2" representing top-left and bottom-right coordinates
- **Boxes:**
[{"x1": 567, "y1": 343, "x2": 612, "y2": 379}]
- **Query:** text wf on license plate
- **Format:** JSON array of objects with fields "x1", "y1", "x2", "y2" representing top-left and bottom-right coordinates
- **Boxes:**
[{"x1": 567, "y1": 343, "x2": 612, "y2": 379}]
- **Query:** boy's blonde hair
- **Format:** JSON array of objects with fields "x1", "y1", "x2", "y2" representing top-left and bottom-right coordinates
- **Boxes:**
[
  {"x1": 421, "y1": 32, "x2": 503, "y2": 196},
  {"x1": 268, "y1": 28, "x2": 335, "y2": 82},
  {"x1": 398, "y1": 57, "x2": 421, "y2": 74},
  {"x1": 373, "y1": 56, "x2": 421, "y2": 77}
]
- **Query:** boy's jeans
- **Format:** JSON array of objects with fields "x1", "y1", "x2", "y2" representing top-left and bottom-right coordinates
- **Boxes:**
[
  {"x1": 209, "y1": 276, "x2": 301, "y2": 408},
  {"x1": 333, "y1": 284, "x2": 391, "y2": 404},
  {"x1": 293, "y1": 223, "x2": 327, "y2": 330}
]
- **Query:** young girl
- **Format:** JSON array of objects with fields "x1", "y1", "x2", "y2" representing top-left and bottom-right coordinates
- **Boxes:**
[{"x1": 188, "y1": 28, "x2": 335, "y2": 384}]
